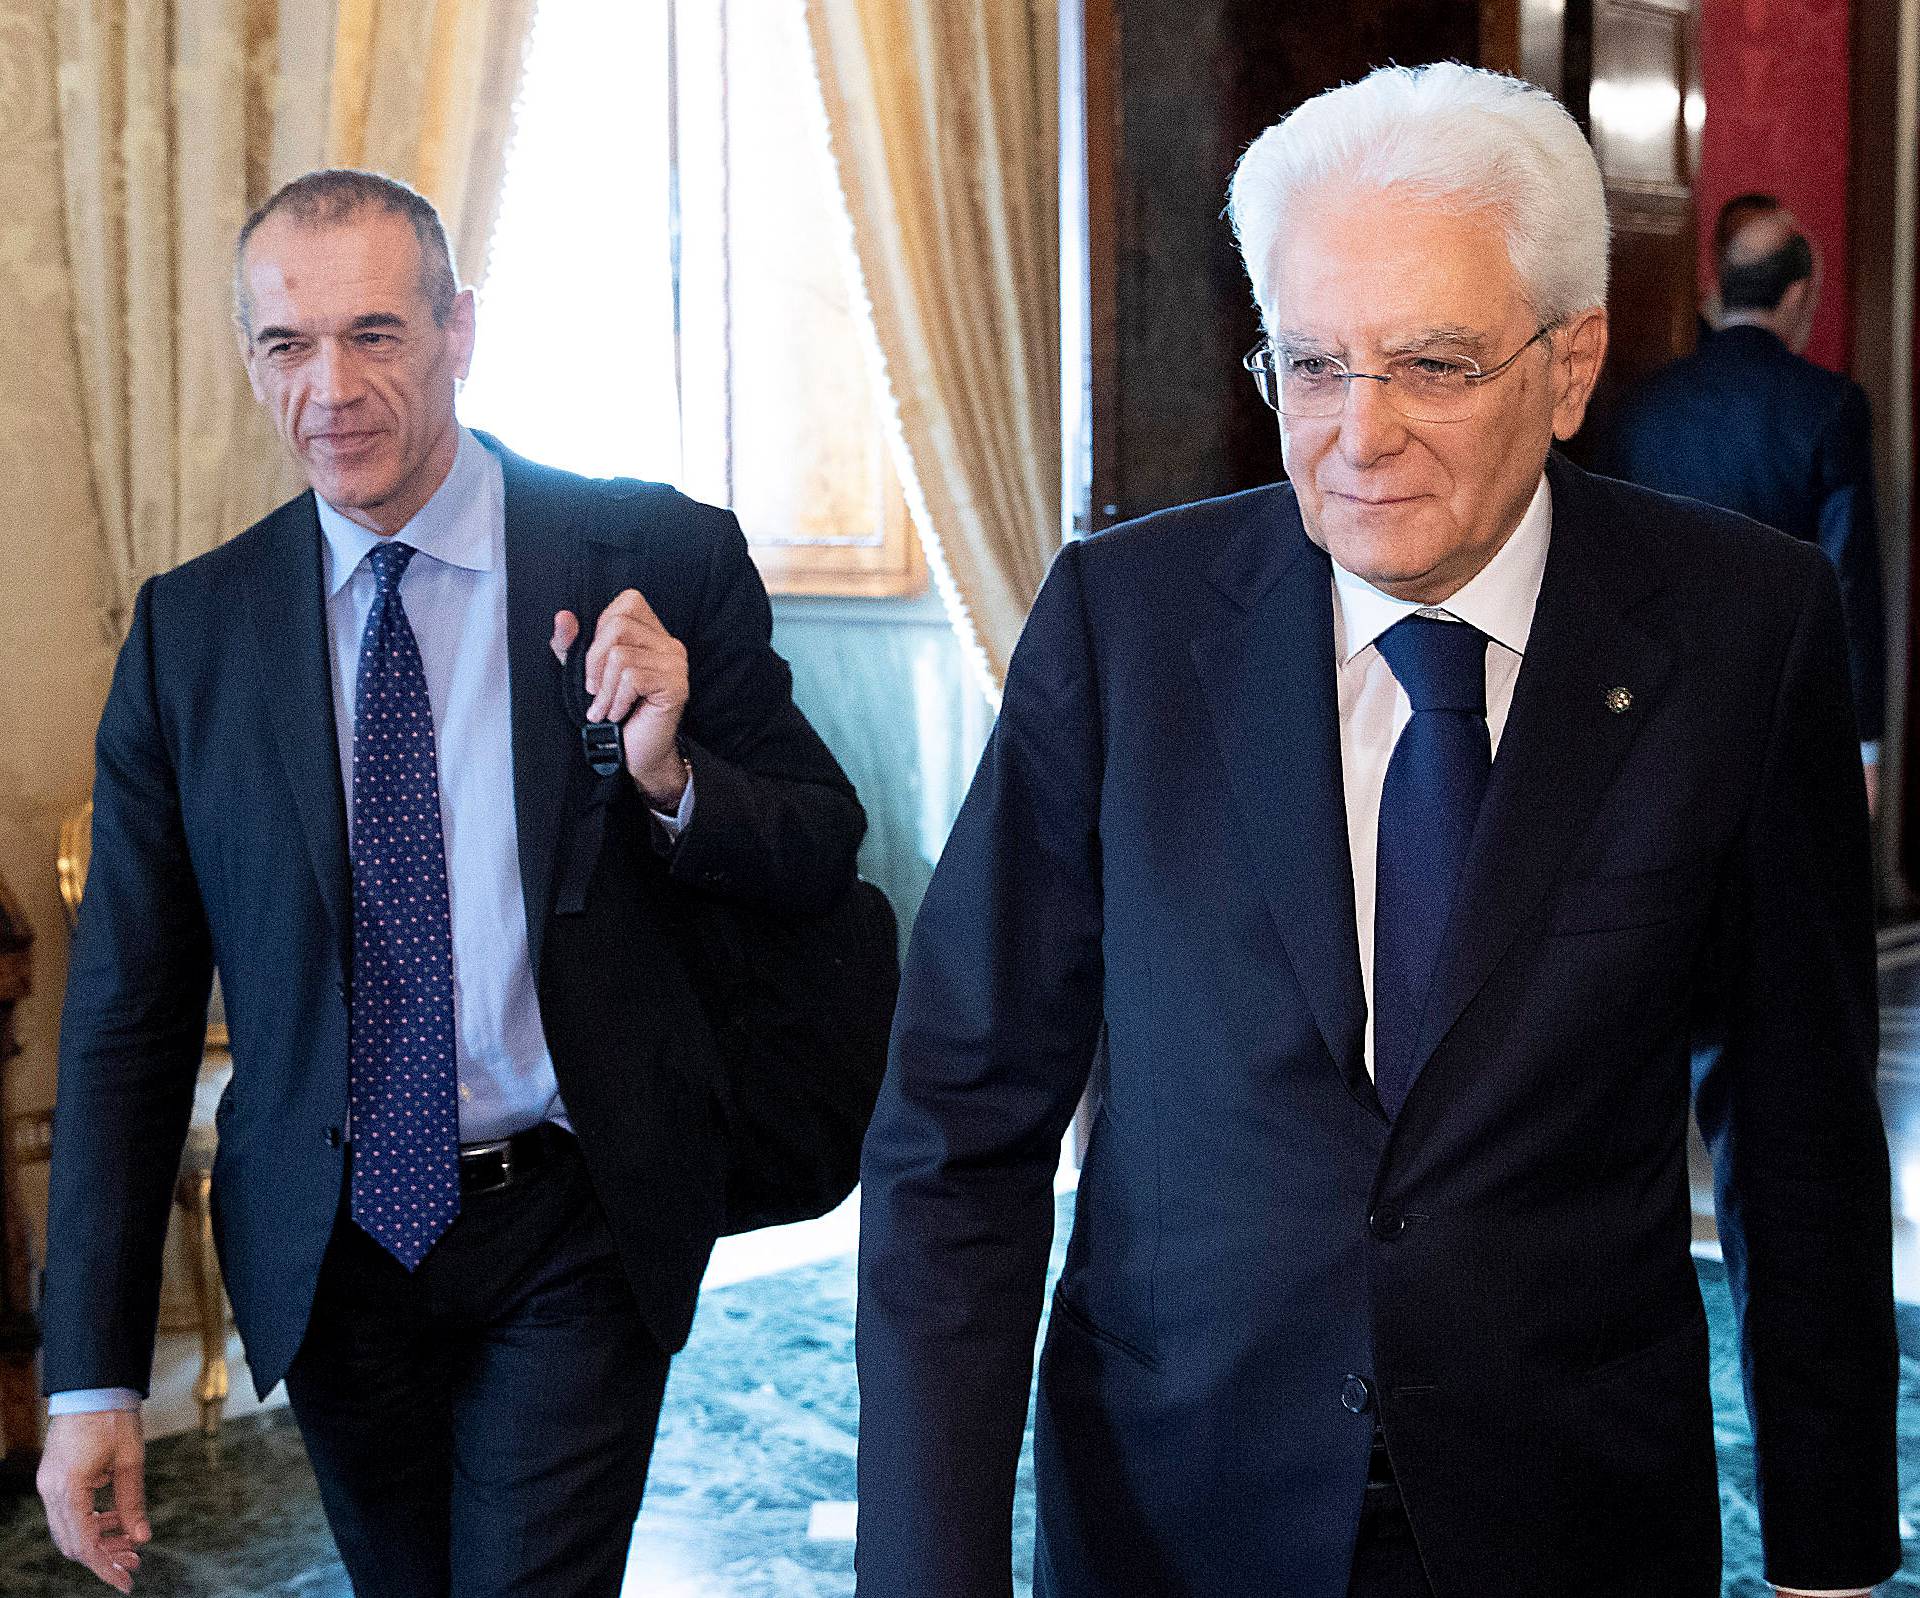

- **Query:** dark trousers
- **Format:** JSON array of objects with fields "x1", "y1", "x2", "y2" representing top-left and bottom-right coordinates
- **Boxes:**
[
  {"x1": 1346, "y1": 1432, "x2": 1436, "y2": 1598},
  {"x1": 284, "y1": 1132, "x2": 670, "y2": 1598}
]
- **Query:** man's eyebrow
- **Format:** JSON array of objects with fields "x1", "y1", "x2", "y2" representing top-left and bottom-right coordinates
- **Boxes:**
[
  {"x1": 1380, "y1": 326, "x2": 1492, "y2": 357},
  {"x1": 1270, "y1": 327, "x2": 1332, "y2": 352},
  {"x1": 252, "y1": 312, "x2": 408, "y2": 346}
]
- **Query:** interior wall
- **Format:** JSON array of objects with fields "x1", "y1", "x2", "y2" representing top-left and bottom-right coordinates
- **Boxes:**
[
  {"x1": 1695, "y1": 0, "x2": 1854, "y2": 373},
  {"x1": 772, "y1": 596, "x2": 992, "y2": 946},
  {"x1": 0, "y1": 4, "x2": 119, "y2": 1272}
]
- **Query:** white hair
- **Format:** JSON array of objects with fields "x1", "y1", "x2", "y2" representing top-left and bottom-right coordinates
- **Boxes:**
[{"x1": 1228, "y1": 62, "x2": 1610, "y2": 332}]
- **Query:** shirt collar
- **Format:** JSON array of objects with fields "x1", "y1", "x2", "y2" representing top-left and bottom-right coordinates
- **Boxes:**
[
  {"x1": 1330, "y1": 471, "x2": 1552, "y2": 664},
  {"x1": 318, "y1": 427, "x2": 495, "y2": 597}
]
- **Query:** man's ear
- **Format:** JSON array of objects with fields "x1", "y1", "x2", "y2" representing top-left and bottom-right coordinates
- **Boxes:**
[
  {"x1": 1780, "y1": 276, "x2": 1817, "y2": 353},
  {"x1": 1551, "y1": 306, "x2": 1609, "y2": 441},
  {"x1": 235, "y1": 322, "x2": 266, "y2": 403},
  {"x1": 449, "y1": 287, "x2": 477, "y2": 382}
]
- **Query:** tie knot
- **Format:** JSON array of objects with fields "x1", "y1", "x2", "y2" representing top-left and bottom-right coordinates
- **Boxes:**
[
  {"x1": 1376, "y1": 614, "x2": 1488, "y2": 714},
  {"x1": 366, "y1": 540, "x2": 419, "y2": 595}
]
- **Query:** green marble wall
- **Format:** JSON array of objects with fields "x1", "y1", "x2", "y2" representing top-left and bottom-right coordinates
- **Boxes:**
[{"x1": 771, "y1": 594, "x2": 993, "y2": 950}]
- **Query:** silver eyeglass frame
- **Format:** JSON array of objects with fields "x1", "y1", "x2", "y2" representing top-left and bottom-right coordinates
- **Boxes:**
[{"x1": 1242, "y1": 323, "x2": 1557, "y2": 422}]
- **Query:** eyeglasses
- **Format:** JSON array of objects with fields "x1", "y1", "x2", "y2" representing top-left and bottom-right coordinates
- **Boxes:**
[{"x1": 1242, "y1": 325, "x2": 1557, "y2": 423}]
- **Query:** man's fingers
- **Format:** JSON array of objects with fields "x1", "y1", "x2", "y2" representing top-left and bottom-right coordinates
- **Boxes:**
[
  {"x1": 623, "y1": 589, "x2": 668, "y2": 637},
  {"x1": 88, "y1": 1540, "x2": 135, "y2": 1594},
  {"x1": 586, "y1": 646, "x2": 687, "y2": 724},
  {"x1": 550, "y1": 608, "x2": 581, "y2": 666},
  {"x1": 111, "y1": 1421, "x2": 149, "y2": 1545},
  {"x1": 601, "y1": 586, "x2": 666, "y2": 629},
  {"x1": 61, "y1": 1500, "x2": 134, "y2": 1593},
  {"x1": 55, "y1": 1462, "x2": 102, "y2": 1557},
  {"x1": 591, "y1": 663, "x2": 663, "y2": 727},
  {"x1": 93, "y1": 1510, "x2": 141, "y2": 1552},
  {"x1": 591, "y1": 666, "x2": 637, "y2": 727},
  {"x1": 584, "y1": 590, "x2": 670, "y2": 695}
]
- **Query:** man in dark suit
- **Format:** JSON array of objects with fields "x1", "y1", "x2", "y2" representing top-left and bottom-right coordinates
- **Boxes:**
[
  {"x1": 855, "y1": 64, "x2": 1896, "y2": 1598},
  {"x1": 1601, "y1": 208, "x2": 1887, "y2": 805},
  {"x1": 37, "y1": 170, "x2": 863, "y2": 1596}
]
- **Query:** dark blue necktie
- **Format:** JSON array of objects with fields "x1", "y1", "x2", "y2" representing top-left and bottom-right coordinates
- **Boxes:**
[
  {"x1": 1373, "y1": 615, "x2": 1491, "y2": 1119},
  {"x1": 348, "y1": 540, "x2": 460, "y2": 1268}
]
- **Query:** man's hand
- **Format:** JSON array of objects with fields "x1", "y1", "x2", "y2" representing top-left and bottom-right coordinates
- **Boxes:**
[
  {"x1": 550, "y1": 590, "x2": 690, "y2": 808},
  {"x1": 38, "y1": 1409, "x2": 150, "y2": 1592}
]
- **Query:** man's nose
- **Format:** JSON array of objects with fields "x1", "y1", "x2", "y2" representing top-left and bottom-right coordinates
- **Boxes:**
[
  {"x1": 309, "y1": 340, "x2": 363, "y2": 407},
  {"x1": 1335, "y1": 375, "x2": 1408, "y2": 465}
]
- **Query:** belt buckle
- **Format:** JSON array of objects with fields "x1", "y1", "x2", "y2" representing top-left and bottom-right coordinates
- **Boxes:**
[{"x1": 461, "y1": 1137, "x2": 513, "y2": 1194}]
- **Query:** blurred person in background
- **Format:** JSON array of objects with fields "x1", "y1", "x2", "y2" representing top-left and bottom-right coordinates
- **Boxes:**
[{"x1": 1600, "y1": 206, "x2": 1886, "y2": 813}]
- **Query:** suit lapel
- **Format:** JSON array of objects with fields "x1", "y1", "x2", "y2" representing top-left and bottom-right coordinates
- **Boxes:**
[
  {"x1": 244, "y1": 493, "x2": 352, "y2": 972},
  {"x1": 488, "y1": 435, "x2": 586, "y2": 979},
  {"x1": 1407, "y1": 454, "x2": 1673, "y2": 1085},
  {"x1": 1191, "y1": 489, "x2": 1375, "y2": 1116}
]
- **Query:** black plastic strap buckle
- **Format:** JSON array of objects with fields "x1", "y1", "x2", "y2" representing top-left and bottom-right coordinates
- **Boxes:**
[
  {"x1": 560, "y1": 626, "x2": 629, "y2": 778},
  {"x1": 581, "y1": 719, "x2": 624, "y2": 777}
]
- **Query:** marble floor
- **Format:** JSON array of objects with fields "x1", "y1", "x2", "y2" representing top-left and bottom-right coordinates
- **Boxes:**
[{"x1": 11, "y1": 938, "x2": 1920, "y2": 1594}]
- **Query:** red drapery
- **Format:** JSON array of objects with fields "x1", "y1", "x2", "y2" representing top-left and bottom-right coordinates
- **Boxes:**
[{"x1": 1695, "y1": 0, "x2": 1854, "y2": 375}]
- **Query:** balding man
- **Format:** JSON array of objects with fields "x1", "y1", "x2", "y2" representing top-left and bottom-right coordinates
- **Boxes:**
[
  {"x1": 855, "y1": 66, "x2": 1896, "y2": 1598},
  {"x1": 1601, "y1": 210, "x2": 1887, "y2": 806},
  {"x1": 1698, "y1": 190, "x2": 1782, "y2": 336},
  {"x1": 37, "y1": 169, "x2": 865, "y2": 1597}
]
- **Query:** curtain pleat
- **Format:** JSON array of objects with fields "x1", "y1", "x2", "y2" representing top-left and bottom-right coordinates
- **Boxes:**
[
  {"x1": 802, "y1": 0, "x2": 1060, "y2": 703},
  {"x1": 53, "y1": 0, "x2": 537, "y2": 634}
]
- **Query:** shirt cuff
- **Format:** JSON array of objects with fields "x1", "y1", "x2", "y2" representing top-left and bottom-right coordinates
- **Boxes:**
[
  {"x1": 650, "y1": 769, "x2": 695, "y2": 839},
  {"x1": 1861, "y1": 740, "x2": 1880, "y2": 765},
  {"x1": 48, "y1": 1387, "x2": 142, "y2": 1415}
]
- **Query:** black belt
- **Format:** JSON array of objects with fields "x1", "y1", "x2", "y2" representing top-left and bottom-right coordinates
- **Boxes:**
[{"x1": 457, "y1": 1123, "x2": 573, "y2": 1195}]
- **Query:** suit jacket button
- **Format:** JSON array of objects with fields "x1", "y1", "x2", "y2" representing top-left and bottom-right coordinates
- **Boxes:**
[
  {"x1": 324, "y1": 1126, "x2": 342, "y2": 1150},
  {"x1": 1368, "y1": 1208, "x2": 1405, "y2": 1241},
  {"x1": 1341, "y1": 1375, "x2": 1374, "y2": 1414}
]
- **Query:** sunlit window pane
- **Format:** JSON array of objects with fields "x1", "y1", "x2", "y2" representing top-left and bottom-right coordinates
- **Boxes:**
[
  {"x1": 459, "y1": 0, "x2": 681, "y2": 483},
  {"x1": 461, "y1": 0, "x2": 921, "y2": 595}
]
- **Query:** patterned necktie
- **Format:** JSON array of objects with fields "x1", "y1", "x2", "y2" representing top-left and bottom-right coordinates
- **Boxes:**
[
  {"x1": 1372, "y1": 615, "x2": 1492, "y2": 1120},
  {"x1": 348, "y1": 540, "x2": 461, "y2": 1268}
]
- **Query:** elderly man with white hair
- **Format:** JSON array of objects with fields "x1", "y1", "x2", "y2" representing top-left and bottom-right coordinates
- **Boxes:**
[{"x1": 853, "y1": 62, "x2": 1897, "y2": 1598}]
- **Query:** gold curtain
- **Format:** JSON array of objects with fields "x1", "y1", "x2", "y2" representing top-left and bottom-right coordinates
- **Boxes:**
[
  {"x1": 802, "y1": 0, "x2": 1059, "y2": 703},
  {"x1": 53, "y1": 0, "x2": 536, "y2": 634},
  {"x1": 327, "y1": 0, "x2": 537, "y2": 293}
]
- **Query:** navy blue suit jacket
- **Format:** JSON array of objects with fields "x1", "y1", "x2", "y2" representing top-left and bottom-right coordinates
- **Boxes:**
[
  {"x1": 854, "y1": 454, "x2": 1896, "y2": 1596},
  {"x1": 1597, "y1": 324, "x2": 1887, "y2": 741},
  {"x1": 43, "y1": 436, "x2": 863, "y2": 1399}
]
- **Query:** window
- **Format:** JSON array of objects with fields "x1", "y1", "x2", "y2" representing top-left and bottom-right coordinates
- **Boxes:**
[{"x1": 461, "y1": 0, "x2": 924, "y2": 598}]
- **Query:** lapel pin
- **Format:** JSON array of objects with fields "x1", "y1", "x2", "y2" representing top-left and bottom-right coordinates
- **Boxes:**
[{"x1": 1604, "y1": 686, "x2": 1633, "y2": 714}]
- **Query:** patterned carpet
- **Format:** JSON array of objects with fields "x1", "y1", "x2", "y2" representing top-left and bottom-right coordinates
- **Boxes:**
[{"x1": 1, "y1": 1190, "x2": 1912, "y2": 1595}]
